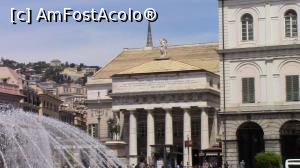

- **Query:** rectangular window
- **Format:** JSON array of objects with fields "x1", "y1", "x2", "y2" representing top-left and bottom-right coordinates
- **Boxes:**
[
  {"x1": 88, "y1": 124, "x2": 98, "y2": 138},
  {"x1": 286, "y1": 75, "x2": 299, "y2": 102},
  {"x1": 242, "y1": 78, "x2": 255, "y2": 103}
]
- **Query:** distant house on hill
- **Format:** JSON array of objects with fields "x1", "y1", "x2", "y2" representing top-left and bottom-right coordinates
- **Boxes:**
[
  {"x1": 61, "y1": 67, "x2": 85, "y2": 81},
  {"x1": 0, "y1": 67, "x2": 25, "y2": 90},
  {"x1": 50, "y1": 59, "x2": 62, "y2": 67},
  {"x1": 0, "y1": 67, "x2": 25, "y2": 106}
]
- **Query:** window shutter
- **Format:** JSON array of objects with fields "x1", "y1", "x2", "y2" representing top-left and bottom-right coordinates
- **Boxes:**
[
  {"x1": 249, "y1": 78, "x2": 255, "y2": 103},
  {"x1": 242, "y1": 78, "x2": 255, "y2": 103},
  {"x1": 293, "y1": 76, "x2": 299, "y2": 101},
  {"x1": 242, "y1": 78, "x2": 248, "y2": 103},
  {"x1": 286, "y1": 76, "x2": 293, "y2": 101},
  {"x1": 286, "y1": 75, "x2": 299, "y2": 101}
]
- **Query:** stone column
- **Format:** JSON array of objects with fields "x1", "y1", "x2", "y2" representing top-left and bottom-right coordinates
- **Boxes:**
[
  {"x1": 183, "y1": 108, "x2": 192, "y2": 167},
  {"x1": 147, "y1": 110, "x2": 155, "y2": 164},
  {"x1": 119, "y1": 110, "x2": 125, "y2": 139},
  {"x1": 212, "y1": 110, "x2": 218, "y2": 144},
  {"x1": 129, "y1": 110, "x2": 138, "y2": 165},
  {"x1": 201, "y1": 108, "x2": 210, "y2": 150},
  {"x1": 165, "y1": 109, "x2": 173, "y2": 145}
]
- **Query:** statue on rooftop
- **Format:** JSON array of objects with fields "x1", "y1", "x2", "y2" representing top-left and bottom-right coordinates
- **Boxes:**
[{"x1": 159, "y1": 38, "x2": 168, "y2": 58}]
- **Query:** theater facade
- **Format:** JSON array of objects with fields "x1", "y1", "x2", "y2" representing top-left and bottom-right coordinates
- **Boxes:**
[{"x1": 87, "y1": 43, "x2": 221, "y2": 167}]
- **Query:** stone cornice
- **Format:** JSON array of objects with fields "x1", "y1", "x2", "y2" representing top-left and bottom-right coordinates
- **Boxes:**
[
  {"x1": 219, "y1": 109, "x2": 300, "y2": 115},
  {"x1": 110, "y1": 88, "x2": 220, "y2": 97},
  {"x1": 217, "y1": 44, "x2": 300, "y2": 54},
  {"x1": 112, "y1": 69, "x2": 218, "y2": 78}
]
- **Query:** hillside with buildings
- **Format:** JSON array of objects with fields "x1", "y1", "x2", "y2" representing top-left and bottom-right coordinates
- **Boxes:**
[
  {"x1": 0, "y1": 58, "x2": 100, "y2": 130},
  {"x1": 0, "y1": 58, "x2": 100, "y2": 85}
]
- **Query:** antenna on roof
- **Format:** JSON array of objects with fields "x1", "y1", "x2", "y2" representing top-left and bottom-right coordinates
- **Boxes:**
[{"x1": 145, "y1": 21, "x2": 153, "y2": 50}]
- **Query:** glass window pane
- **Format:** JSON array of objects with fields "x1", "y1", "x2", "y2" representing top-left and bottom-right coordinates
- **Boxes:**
[
  {"x1": 285, "y1": 10, "x2": 298, "y2": 38},
  {"x1": 242, "y1": 78, "x2": 255, "y2": 103}
]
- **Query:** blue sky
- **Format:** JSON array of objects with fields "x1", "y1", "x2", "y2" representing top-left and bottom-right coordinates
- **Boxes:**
[{"x1": 0, "y1": 0, "x2": 218, "y2": 66}]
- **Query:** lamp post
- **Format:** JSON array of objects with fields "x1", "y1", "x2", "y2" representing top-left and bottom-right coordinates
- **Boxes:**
[
  {"x1": 187, "y1": 136, "x2": 190, "y2": 167},
  {"x1": 185, "y1": 135, "x2": 192, "y2": 168}
]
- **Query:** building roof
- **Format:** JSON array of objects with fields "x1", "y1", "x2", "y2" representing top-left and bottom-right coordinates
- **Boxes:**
[
  {"x1": 93, "y1": 43, "x2": 219, "y2": 79},
  {"x1": 0, "y1": 67, "x2": 23, "y2": 89},
  {"x1": 117, "y1": 59, "x2": 200, "y2": 75}
]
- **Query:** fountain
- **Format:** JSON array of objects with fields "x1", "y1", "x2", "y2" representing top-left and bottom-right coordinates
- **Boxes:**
[{"x1": 0, "y1": 105, "x2": 126, "y2": 168}]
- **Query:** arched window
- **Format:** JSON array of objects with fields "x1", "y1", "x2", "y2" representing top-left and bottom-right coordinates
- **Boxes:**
[
  {"x1": 285, "y1": 10, "x2": 298, "y2": 38},
  {"x1": 241, "y1": 14, "x2": 254, "y2": 41}
]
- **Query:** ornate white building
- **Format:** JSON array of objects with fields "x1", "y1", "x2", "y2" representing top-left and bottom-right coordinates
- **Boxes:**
[
  {"x1": 86, "y1": 39, "x2": 221, "y2": 166},
  {"x1": 218, "y1": 0, "x2": 300, "y2": 167}
]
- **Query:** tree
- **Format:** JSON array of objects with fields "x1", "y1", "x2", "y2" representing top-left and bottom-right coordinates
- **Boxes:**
[{"x1": 255, "y1": 152, "x2": 281, "y2": 168}]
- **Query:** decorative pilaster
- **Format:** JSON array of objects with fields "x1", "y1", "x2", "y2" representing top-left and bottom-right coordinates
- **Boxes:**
[
  {"x1": 183, "y1": 108, "x2": 192, "y2": 167},
  {"x1": 129, "y1": 110, "x2": 138, "y2": 165},
  {"x1": 201, "y1": 109, "x2": 210, "y2": 150},
  {"x1": 147, "y1": 110, "x2": 155, "y2": 164},
  {"x1": 165, "y1": 109, "x2": 173, "y2": 145}
]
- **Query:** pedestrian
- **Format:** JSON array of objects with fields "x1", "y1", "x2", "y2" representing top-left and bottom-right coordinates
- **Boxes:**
[
  {"x1": 240, "y1": 160, "x2": 245, "y2": 168},
  {"x1": 203, "y1": 160, "x2": 209, "y2": 168},
  {"x1": 139, "y1": 161, "x2": 146, "y2": 168},
  {"x1": 224, "y1": 161, "x2": 229, "y2": 168}
]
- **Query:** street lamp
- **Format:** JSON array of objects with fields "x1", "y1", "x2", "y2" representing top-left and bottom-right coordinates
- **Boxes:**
[{"x1": 185, "y1": 135, "x2": 193, "y2": 167}]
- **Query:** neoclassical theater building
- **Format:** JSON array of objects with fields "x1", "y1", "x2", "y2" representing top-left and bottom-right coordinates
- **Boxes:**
[
  {"x1": 86, "y1": 36, "x2": 221, "y2": 166},
  {"x1": 219, "y1": 0, "x2": 300, "y2": 167}
]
